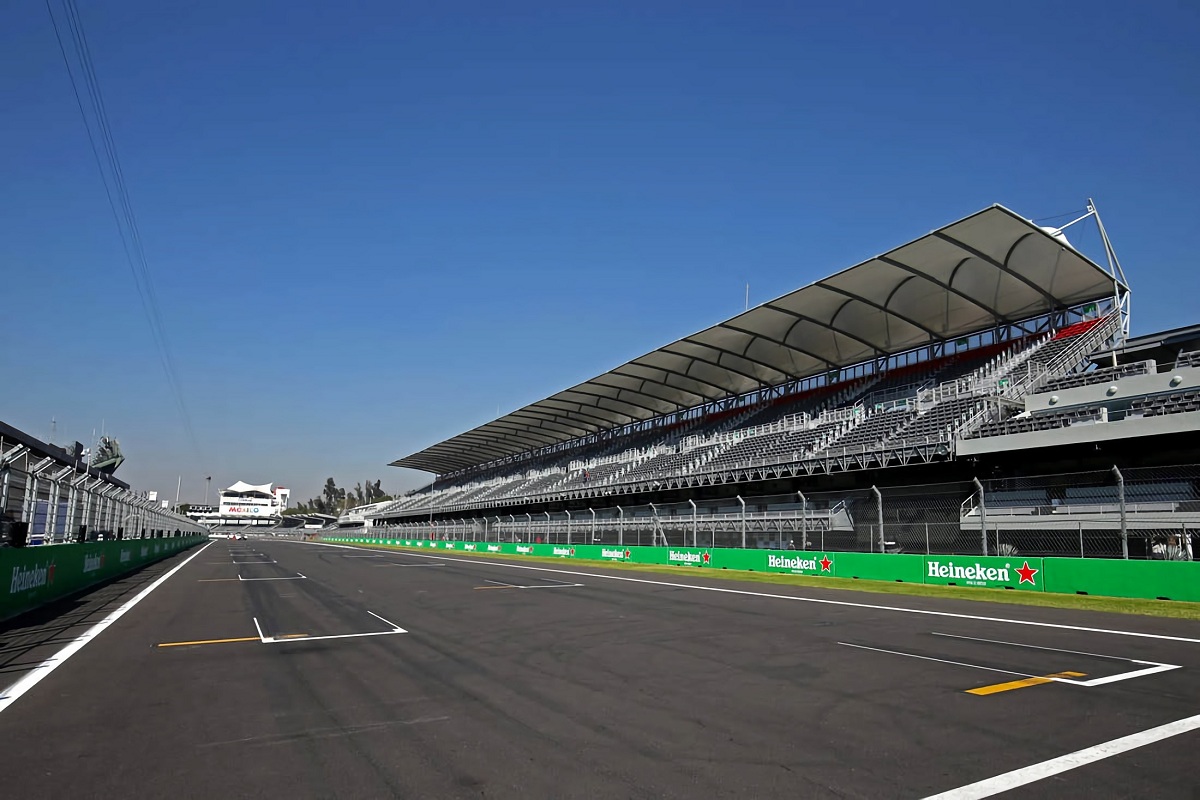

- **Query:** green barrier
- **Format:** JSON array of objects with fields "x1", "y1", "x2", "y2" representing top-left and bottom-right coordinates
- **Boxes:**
[
  {"x1": 322, "y1": 536, "x2": 1200, "y2": 602},
  {"x1": 1, "y1": 536, "x2": 204, "y2": 623},
  {"x1": 923, "y1": 555, "x2": 1043, "y2": 592},
  {"x1": 822, "y1": 552, "x2": 926, "y2": 583},
  {"x1": 1042, "y1": 558, "x2": 1200, "y2": 602}
]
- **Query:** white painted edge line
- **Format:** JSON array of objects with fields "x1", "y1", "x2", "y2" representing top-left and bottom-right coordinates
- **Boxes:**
[
  {"x1": 921, "y1": 713, "x2": 1200, "y2": 799},
  {"x1": 0, "y1": 541, "x2": 215, "y2": 715},
  {"x1": 372, "y1": 563, "x2": 446, "y2": 568},
  {"x1": 232, "y1": 560, "x2": 276, "y2": 565},
  {"x1": 928, "y1": 631, "x2": 1181, "y2": 686},
  {"x1": 293, "y1": 541, "x2": 1200, "y2": 645},
  {"x1": 253, "y1": 616, "x2": 268, "y2": 643},
  {"x1": 342, "y1": 555, "x2": 387, "y2": 558}
]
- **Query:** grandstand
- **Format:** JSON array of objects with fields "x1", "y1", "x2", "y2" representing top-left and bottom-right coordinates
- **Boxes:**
[{"x1": 343, "y1": 203, "x2": 1199, "y2": 556}]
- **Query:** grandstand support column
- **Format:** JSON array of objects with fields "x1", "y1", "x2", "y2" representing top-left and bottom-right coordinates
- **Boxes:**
[
  {"x1": 616, "y1": 506, "x2": 622, "y2": 546},
  {"x1": 737, "y1": 495, "x2": 746, "y2": 549},
  {"x1": 565, "y1": 510, "x2": 572, "y2": 545},
  {"x1": 798, "y1": 492, "x2": 807, "y2": 551},
  {"x1": 972, "y1": 478, "x2": 988, "y2": 556},
  {"x1": 1112, "y1": 466, "x2": 1129, "y2": 559},
  {"x1": 871, "y1": 486, "x2": 884, "y2": 553},
  {"x1": 589, "y1": 507, "x2": 596, "y2": 544},
  {"x1": 688, "y1": 500, "x2": 697, "y2": 547}
]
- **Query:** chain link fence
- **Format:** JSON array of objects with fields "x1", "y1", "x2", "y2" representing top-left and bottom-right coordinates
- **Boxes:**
[{"x1": 362, "y1": 464, "x2": 1200, "y2": 561}]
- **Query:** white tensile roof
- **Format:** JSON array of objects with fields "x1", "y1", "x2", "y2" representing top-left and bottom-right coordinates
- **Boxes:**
[
  {"x1": 393, "y1": 205, "x2": 1127, "y2": 475},
  {"x1": 222, "y1": 481, "x2": 274, "y2": 496}
]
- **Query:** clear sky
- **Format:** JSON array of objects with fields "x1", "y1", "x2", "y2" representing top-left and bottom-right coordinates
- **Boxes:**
[{"x1": 3, "y1": 1, "x2": 1198, "y2": 504}]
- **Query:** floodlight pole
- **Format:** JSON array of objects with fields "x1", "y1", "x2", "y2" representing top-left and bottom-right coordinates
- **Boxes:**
[
  {"x1": 544, "y1": 511, "x2": 551, "y2": 543},
  {"x1": 589, "y1": 507, "x2": 596, "y2": 543},
  {"x1": 616, "y1": 506, "x2": 623, "y2": 546},
  {"x1": 688, "y1": 499, "x2": 697, "y2": 547},
  {"x1": 649, "y1": 503, "x2": 658, "y2": 546},
  {"x1": 565, "y1": 509, "x2": 572, "y2": 545},
  {"x1": 1113, "y1": 465, "x2": 1128, "y2": 559},
  {"x1": 798, "y1": 491, "x2": 807, "y2": 550},
  {"x1": 872, "y1": 485, "x2": 884, "y2": 552},
  {"x1": 973, "y1": 477, "x2": 988, "y2": 556},
  {"x1": 737, "y1": 495, "x2": 746, "y2": 549}
]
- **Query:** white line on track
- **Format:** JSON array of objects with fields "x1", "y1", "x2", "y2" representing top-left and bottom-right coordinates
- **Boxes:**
[
  {"x1": 372, "y1": 562, "x2": 446, "y2": 568},
  {"x1": 927, "y1": 632, "x2": 1181, "y2": 686},
  {"x1": 483, "y1": 578, "x2": 584, "y2": 590},
  {"x1": 238, "y1": 573, "x2": 307, "y2": 581},
  {"x1": 0, "y1": 541, "x2": 215, "y2": 715},
  {"x1": 921, "y1": 713, "x2": 1200, "y2": 799},
  {"x1": 293, "y1": 541, "x2": 1200, "y2": 645},
  {"x1": 252, "y1": 611, "x2": 407, "y2": 644}
]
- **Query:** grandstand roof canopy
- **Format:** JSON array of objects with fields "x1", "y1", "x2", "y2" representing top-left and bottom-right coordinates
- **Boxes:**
[{"x1": 394, "y1": 204, "x2": 1126, "y2": 475}]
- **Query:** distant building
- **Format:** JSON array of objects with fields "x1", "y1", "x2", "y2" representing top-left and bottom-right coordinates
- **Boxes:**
[{"x1": 190, "y1": 481, "x2": 290, "y2": 526}]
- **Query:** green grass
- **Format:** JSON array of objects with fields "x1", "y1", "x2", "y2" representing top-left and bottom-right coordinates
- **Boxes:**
[{"x1": 330, "y1": 541, "x2": 1200, "y2": 621}]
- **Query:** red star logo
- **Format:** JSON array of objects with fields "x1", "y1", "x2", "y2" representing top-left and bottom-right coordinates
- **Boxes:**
[
  {"x1": 624, "y1": 549, "x2": 631, "y2": 559},
  {"x1": 47, "y1": 562, "x2": 56, "y2": 583},
  {"x1": 1016, "y1": 561, "x2": 1038, "y2": 585},
  {"x1": 569, "y1": 548, "x2": 575, "y2": 556},
  {"x1": 701, "y1": 551, "x2": 711, "y2": 564},
  {"x1": 819, "y1": 556, "x2": 832, "y2": 572}
]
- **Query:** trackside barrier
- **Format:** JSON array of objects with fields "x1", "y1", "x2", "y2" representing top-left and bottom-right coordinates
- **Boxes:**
[
  {"x1": 322, "y1": 538, "x2": 1200, "y2": 602},
  {"x1": 1, "y1": 536, "x2": 206, "y2": 623}
]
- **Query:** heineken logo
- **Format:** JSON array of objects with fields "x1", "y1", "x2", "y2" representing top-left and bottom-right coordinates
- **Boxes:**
[
  {"x1": 926, "y1": 560, "x2": 1038, "y2": 585},
  {"x1": 668, "y1": 550, "x2": 711, "y2": 565},
  {"x1": 486, "y1": 544, "x2": 501, "y2": 552},
  {"x1": 83, "y1": 553, "x2": 106, "y2": 573},
  {"x1": 119, "y1": 549, "x2": 131, "y2": 564},
  {"x1": 767, "y1": 554, "x2": 833, "y2": 572},
  {"x1": 601, "y1": 548, "x2": 630, "y2": 560},
  {"x1": 140, "y1": 546, "x2": 149, "y2": 557},
  {"x1": 10, "y1": 562, "x2": 55, "y2": 594},
  {"x1": 516, "y1": 545, "x2": 533, "y2": 554},
  {"x1": 552, "y1": 547, "x2": 575, "y2": 557},
  {"x1": 464, "y1": 543, "x2": 476, "y2": 551},
  {"x1": 442, "y1": 542, "x2": 455, "y2": 549}
]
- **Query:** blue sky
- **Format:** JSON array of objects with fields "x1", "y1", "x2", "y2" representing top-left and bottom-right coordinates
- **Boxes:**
[{"x1": 2, "y1": 1, "x2": 1198, "y2": 504}]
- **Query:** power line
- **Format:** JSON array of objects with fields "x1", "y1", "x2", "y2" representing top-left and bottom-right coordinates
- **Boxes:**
[{"x1": 45, "y1": 0, "x2": 201, "y2": 458}]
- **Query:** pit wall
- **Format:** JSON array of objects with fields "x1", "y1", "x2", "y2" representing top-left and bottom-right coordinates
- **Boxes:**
[
  {"x1": 1, "y1": 536, "x2": 206, "y2": 623},
  {"x1": 323, "y1": 537, "x2": 1200, "y2": 603}
]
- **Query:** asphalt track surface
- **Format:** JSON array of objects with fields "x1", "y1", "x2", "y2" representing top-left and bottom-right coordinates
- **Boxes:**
[{"x1": 3, "y1": 537, "x2": 1200, "y2": 799}]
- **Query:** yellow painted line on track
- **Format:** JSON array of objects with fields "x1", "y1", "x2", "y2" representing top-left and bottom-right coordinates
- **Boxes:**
[
  {"x1": 967, "y1": 671, "x2": 1086, "y2": 696},
  {"x1": 156, "y1": 636, "x2": 261, "y2": 648}
]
